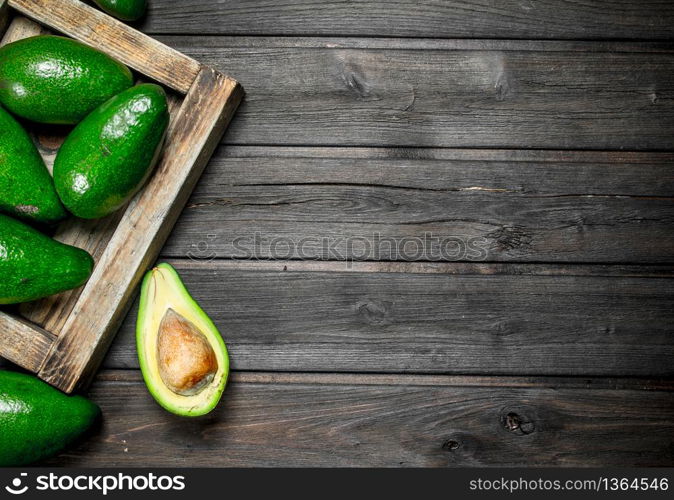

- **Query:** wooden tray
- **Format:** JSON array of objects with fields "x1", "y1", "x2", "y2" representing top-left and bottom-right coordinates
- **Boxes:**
[{"x1": 0, "y1": 0, "x2": 243, "y2": 393}]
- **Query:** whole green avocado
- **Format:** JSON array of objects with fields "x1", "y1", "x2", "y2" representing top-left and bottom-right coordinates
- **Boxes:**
[
  {"x1": 94, "y1": 0, "x2": 147, "y2": 21},
  {"x1": 0, "y1": 214, "x2": 94, "y2": 304},
  {"x1": 0, "y1": 371, "x2": 100, "y2": 466},
  {"x1": 0, "y1": 35, "x2": 133, "y2": 124},
  {"x1": 0, "y1": 106, "x2": 66, "y2": 224},
  {"x1": 54, "y1": 83, "x2": 169, "y2": 219}
]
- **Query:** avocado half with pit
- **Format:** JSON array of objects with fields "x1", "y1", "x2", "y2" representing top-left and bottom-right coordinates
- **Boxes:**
[{"x1": 136, "y1": 263, "x2": 229, "y2": 417}]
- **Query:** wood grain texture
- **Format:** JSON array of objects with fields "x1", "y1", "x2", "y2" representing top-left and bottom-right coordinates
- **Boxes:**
[
  {"x1": 8, "y1": 0, "x2": 201, "y2": 93},
  {"x1": 157, "y1": 147, "x2": 674, "y2": 263},
  {"x1": 115, "y1": 259, "x2": 674, "y2": 278},
  {"x1": 155, "y1": 36, "x2": 674, "y2": 149},
  {"x1": 141, "y1": 0, "x2": 674, "y2": 40},
  {"x1": 105, "y1": 260, "x2": 674, "y2": 377},
  {"x1": 0, "y1": 7, "x2": 46, "y2": 44},
  {"x1": 0, "y1": 311, "x2": 54, "y2": 372},
  {"x1": 48, "y1": 370, "x2": 674, "y2": 467},
  {"x1": 37, "y1": 69, "x2": 242, "y2": 393}
]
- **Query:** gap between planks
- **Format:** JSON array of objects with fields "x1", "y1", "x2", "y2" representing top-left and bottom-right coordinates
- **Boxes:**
[
  {"x1": 160, "y1": 258, "x2": 674, "y2": 278},
  {"x1": 153, "y1": 35, "x2": 674, "y2": 53},
  {"x1": 96, "y1": 369, "x2": 674, "y2": 392},
  {"x1": 215, "y1": 146, "x2": 674, "y2": 163}
]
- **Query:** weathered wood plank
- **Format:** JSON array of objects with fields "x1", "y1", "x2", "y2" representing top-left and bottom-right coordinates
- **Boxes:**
[
  {"x1": 0, "y1": 8, "x2": 47, "y2": 44},
  {"x1": 154, "y1": 37, "x2": 674, "y2": 149},
  {"x1": 158, "y1": 147, "x2": 674, "y2": 263},
  {"x1": 106, "y1": 260, "x2": 674, "y2": 376},
  {"x1": 49, "y1": 370, "x2": 674, "y2": 467},
  {"x1": 0, "y1": 311, "x2": 54, "y2": 372},
  {"x1": 141, "y1": 0, "x2": 674, "y2": 40},
  {"x1": 37, "y1": 69, "x2": 242, "y2": 393},
  {"x1": 8, "y1": 0, "x2": 201, "y2": 93}
]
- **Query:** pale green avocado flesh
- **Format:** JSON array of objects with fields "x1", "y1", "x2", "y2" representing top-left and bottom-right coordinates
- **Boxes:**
[{"x1": 136, "y1": 263, "x2": 229, "y2": 417}]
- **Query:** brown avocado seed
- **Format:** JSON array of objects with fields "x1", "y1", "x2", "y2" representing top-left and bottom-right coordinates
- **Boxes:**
[{"x1": 157, "y1": 308, "x2": 218, "y2": 396}]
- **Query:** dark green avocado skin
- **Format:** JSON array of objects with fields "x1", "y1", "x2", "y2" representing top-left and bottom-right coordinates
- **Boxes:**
[
  {"x1": 54, "y1": 83, "x2": 169, "y2": 219},
  {"x1": 0, "y1": 106, "x2": 66, "y2": 224},
  {"x1": 0, "y1": 214, "x2": 94, "y2": 304},
  {"x1": 0, "y1": 35, "x2": 133, "y2": 124},
  {"x1": 94, "y1": 0, "x2": 147, "y2": 21},
  {"x1": 0, "y1": 370, "x2": 100, "y2": 466}
]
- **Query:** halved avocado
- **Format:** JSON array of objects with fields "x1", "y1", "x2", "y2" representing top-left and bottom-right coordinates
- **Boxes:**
[{"x1": 136, "y1": 263, "x2": 229, "y2": 417}]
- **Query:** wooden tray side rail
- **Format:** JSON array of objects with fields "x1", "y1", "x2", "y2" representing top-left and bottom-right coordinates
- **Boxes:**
[
  {"x1": 8, "y1": 0, "x2": 200, "y2": 93},
  {"x1": 0, "y1": 0, "x2": 242, "y2": 392}
]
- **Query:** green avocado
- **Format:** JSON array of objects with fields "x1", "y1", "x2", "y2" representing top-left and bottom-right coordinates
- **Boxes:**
[
  {"x1": 137, "y1": 263, "x2": 229, "y2": 417},
  {"x1": 53, "y1": 83, "x2": 169, "y2": 219},
  {"x1": 93, "y1": 0, "x2": 147, "y2": 21},
  {"x1": 0, "y1": 106, "x2": 66, "y2": 224},
  {"x1": 0, "y1": 35, "x2": 133, "y2": 124},
  {"x1": 0, "y1": 370, "x2": 100, "y2": 466},
  {"x1": 0, "y1": 214, "x2": 94, "y2": 304}
]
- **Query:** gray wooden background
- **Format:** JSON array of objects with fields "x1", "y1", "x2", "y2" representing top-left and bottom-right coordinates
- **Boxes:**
[{"x1": 52, "y1": 0, "x2": 674, "y2": 466}]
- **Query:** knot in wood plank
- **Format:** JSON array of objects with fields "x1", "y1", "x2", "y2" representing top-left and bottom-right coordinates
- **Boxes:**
[
  {"x1": 501, "y1": 409, "x2": 536, "y2": 436},
  {"x1": 356, "y1": 299, "x2": 392, "y2": 325}
]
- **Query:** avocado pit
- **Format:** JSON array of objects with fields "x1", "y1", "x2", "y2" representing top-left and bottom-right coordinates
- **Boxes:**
[
  {"x1": 137, "y1": 263, "x2": 229, "y2": 416},
  {"x1": 157, "y1": 308, "x2": 218, "y2": 397}
]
